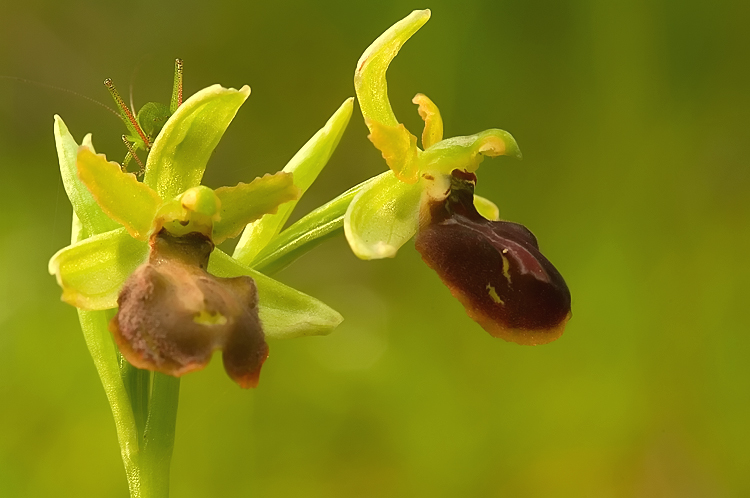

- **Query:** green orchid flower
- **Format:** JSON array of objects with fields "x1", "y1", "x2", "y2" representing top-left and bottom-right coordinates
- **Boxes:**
[
  {"x1": 48, "y1": 81, "x2": 354, "y2": 497},
  {"x1": 345, "y1": 9, "x2": 521, "y2": 260},
  {"x1": 50, "y1": 83, "x2": 350, "y2": 385},
  {"x1": 345, "y1": 10, "x2": 571, "y2": 345}
]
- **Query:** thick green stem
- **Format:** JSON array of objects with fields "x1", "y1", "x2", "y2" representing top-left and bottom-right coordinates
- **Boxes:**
[
  {"x1": 120, "y1": 360, "x2": 151, "y2": 439},
  {"x1": 139, "y1": 374, "x2": 181, "y2": 498}
]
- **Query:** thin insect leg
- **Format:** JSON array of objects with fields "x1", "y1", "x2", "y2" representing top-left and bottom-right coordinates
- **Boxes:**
[
  {"x1": 105, "y1": 78, "x2": 151, "y2": 148},
  {"x1": 122, "y1": 135, "x2": 145, "y2": 175},
  {"x1": 170, "y1": 59, "x2": 183, "y2": 113}
]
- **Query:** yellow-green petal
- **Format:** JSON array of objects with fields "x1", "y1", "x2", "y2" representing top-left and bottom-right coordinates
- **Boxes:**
[
  {"x1": 48, "y1": 228, "x2": 148, "y2": 310},
  {"x1": 473, "y1": 194, "x2": 500, "y2": 221},
  {"x1": 77, "y1": 148, "x2": 162, "y2": 241},
  {"x1": 213, "y1": 172, "x2": 300, "y2": 244},
  {"x1": 234, "y1": 98, "x2": 353, "y2": 264},
  {"x1": 208, "y1": 250, "x2": 343, "y2": 340},
  {"x1": 343, "y1": 171, "x2": 423, "y2": 259},
  {"x1": 54, "y1": 116, "x2": 119, "y2": 238},
  {"x1": 420, "y1": 129, "x2": 522, "y2": 176},
  {"x1": 412, "y1": 93, "x2": 443, "y2": 149},
  {"x1": 144, "y1": 84, "x2": 251, "y2": 200}
]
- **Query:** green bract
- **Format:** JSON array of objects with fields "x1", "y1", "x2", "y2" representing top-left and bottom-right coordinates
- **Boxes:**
[{"x1": 345, "y1": 9, "x2": 521, "y2": 260}]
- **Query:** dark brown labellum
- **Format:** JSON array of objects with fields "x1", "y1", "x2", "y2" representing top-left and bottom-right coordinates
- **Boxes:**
[
  {"x1": 415, "y1": 170, "x2": 571, "y2": 345},
  {"x1": 110, "y1": 229, "x2": 268, "y2": 388}
]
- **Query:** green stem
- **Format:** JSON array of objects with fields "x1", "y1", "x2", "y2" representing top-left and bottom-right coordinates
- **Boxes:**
[
  {"x1": 139, "y1": 374, "x2": 181, "y2": 498},
  {"x1": 120, "y1": 359, "x2": 151, "y2": 439}
]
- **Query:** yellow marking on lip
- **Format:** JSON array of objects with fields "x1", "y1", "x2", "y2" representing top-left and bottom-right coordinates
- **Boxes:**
[
  {"x1": 194, "y1": 309, "x2": 227, "y2": 325},
  {"x1": 501, "y1": 253, "x2": 512, "y2": 284},
  {"x1": 486, "y1": 284, "x2": 504, "y2": 305}
]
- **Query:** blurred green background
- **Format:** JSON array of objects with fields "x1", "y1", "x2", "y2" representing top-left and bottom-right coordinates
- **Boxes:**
[{"x1": 1, "y1": 0, "x2": 749, "y2": 496}]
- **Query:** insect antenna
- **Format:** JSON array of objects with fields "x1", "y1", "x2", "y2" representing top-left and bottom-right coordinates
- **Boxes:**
[
  {"x1": 0, "y1": 75, "x2": 122, "y2": 120},
  {"x1": 170, "y1": 59, "x2": 183, "y2": 113},
  {"x1": 121, "y1": 135, "x2": 145, "y2": 176},
  {"x1": 104, "y1": 78, "x2": 151, "y2": 149}
]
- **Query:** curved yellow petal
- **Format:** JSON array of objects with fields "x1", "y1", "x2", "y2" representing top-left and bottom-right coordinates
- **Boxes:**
[{"x1": 412, "y1": 93, "x2": 443, "y2": 149}]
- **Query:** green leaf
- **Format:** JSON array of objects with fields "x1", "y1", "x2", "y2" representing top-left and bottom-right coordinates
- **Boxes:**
[
  {"x1": 213, "y1": 172, "x2": 300, "y2": 244},
  {"x1": 48, "y1": 228, "x2": 148, "y2": 310},
  {"x1": 420, "y1": 129, "x2": 522, "y2": 175},
  {"x1": 251, "y1": 174, "x2": 383, "y2": 274},
  {"x1": 473, "y1": 194, "x2": 500, "y2": 221},
  {"x1": 143, "y1": 84, "x2": 251, "y2": 200},
  {"x1": 343, "y1": 170, "x2": 423, "y2": 259},
  {"x1": 208, "y1": 249, "x2": 343, "y2": 340},
  {"x1": 234, "y1": 98, "x2": 354, "y2": 264},
  {"x1": 54, "y1": 116, "x2": 119, "y2": 237},
  {"x1": 77, "y1": 148, "x2": 162, "y2": 241},
  {"x1": 354, "y1": 9, "x2": 431, "y2": 128}
]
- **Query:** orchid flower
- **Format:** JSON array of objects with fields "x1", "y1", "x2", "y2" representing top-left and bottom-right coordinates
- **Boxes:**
[
  {"x1": 344, "y1": 10, "x2": 571, "y2": 345},
  {"x1": 48, "y1": 82, "x2": 353, "y2": 497}
]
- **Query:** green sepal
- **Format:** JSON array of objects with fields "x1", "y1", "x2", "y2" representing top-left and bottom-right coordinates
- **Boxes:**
[
  {"x1": 233, "y1": 98, "x2": 354, "y2": 264},
  {"x1": 77, "y1": 148, "x2": 162, "y2": 241},
  {"x1": 54, "y1": 116, "x2": 119, "y2": 237},
  {"x1": 214, "y1": 172, "x2": 301, "y2": 244},
  {"x1": 343, "y1": 170, "x2": 423, "y2": 260},
  {"x1": 48, "y1": 228, "x2": 148, "y2": 310},
  {"x1": 420, "y1": 129, "x2": 522, "y2": 175},
  {"x1": 252, "y1": 174, "x2": 383, "y2": 274},
  {"x1": 143, "y1": 84, "x2": 251, "y2": 200},
  {"x1": 208, "y1": 250, "x2": 343, "y2": 339},
  {"x1": 354, "y1": 9, "x2": 431, "y2": 128}
]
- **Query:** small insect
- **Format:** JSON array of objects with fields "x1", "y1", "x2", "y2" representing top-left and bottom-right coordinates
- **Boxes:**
[{"x1": 104, "y1": 58, "x2": 183, "y2": 174}]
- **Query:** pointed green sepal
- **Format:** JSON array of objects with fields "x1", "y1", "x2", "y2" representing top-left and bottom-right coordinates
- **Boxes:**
[
  {"x1": 54, "y1": 116, "x2": 120, "y2": 237},
  {"x1": 213, "y1": 172, "x2": 300, "y2": 244},
  {"x1": 77, "y1": 148, "x2": 162, "y2": 241},
  {"x1": 234, "y1": 98, "x2": 354, "y2": 264},
  {"x1": 48, "y1": 228, "x2": 148, "y2": 310},
  {"x1": 420, "y1": 129, "x2": 522, "y2": 175},
  {"x1": 343, "y1": 170, "x2": 423, "y2": 259},
  {"x1": 354, "y1": 9, "x2": 431, "y2": 127},
  {"x1": 208, "y1": 250, "x2": 343, "y2": 339},
  {"x1": 143, "y1": 84, "x2": 251, "y2": 200}
]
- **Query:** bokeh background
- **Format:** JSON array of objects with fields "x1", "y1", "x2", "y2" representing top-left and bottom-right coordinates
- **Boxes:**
[{"x1": 1, "y1": 0, "x2": 749, "y2": 496}]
